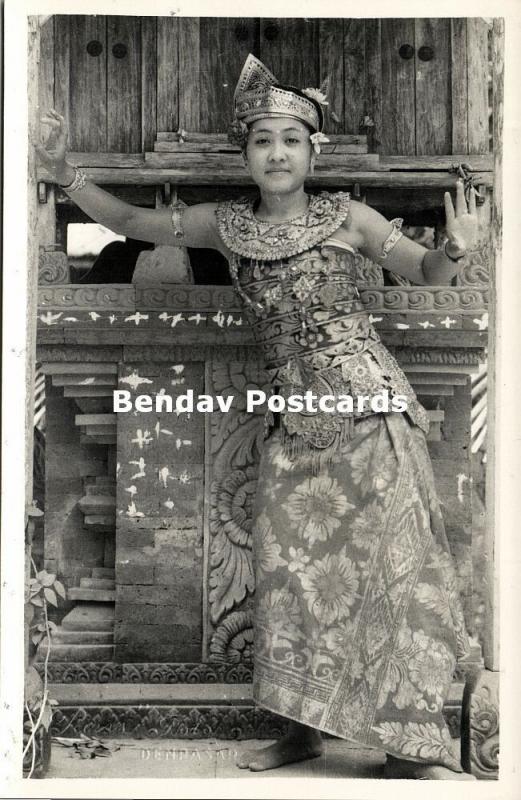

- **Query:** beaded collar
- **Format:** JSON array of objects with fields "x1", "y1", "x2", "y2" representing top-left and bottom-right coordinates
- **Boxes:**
[{"x1": 216, "y1": 191, "x2": 351, "y2": 262}]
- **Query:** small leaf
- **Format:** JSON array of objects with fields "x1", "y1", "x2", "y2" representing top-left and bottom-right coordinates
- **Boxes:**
[
  {"x1": 31, "y1": 632, "x2": 44, "y2": 645},
  {"x1": 44, "y1": 587, "x2": 58, "y2": 607},
  {"x1": 49, "y1": 698, "x2": 59, "y2": 706},
  {"x1": 54, "y1": 580, "x2": 66, "y2": 600},
  {"x1": 48, "y1": 620, "x2": 59, "y2": 632},
  {"x1": 30, "y1": 596, "x2": 44, "y2": 607},
  {"x1": 30, "y1": 581, "x2": 42, "y2": 594}
]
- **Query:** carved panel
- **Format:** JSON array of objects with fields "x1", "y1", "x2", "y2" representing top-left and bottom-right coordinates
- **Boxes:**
[
  {"x1": 456, "y1": 238, "x2": 491, "y2": 287},
  {"x1": 462, "y1": 669, "x2": 499, "y2": 780},
  {"x1": 205, "y1": 361, "x2": 270, "y2": 660},
  {"x1": 38, "y1": 246, "x2": 70, "y2": 285}
]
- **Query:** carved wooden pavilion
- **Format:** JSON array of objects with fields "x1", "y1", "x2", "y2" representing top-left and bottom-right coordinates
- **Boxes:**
[{"x1": 32, "y1": 16, "x2": 498, "y2": 778}]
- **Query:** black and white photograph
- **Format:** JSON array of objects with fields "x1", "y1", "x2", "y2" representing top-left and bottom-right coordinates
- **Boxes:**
[{"x1": 1, "y1": 1, "x2": 520, "y2": 796}]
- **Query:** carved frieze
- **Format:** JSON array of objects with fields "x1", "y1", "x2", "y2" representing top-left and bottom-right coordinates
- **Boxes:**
[
  {"x1": 37, "y1": 284, "x2": 488, "y2": 313},
  {"x1": 50, "y1": 705, "x2": 288, "y2": 739},
  {"x1": 35, "y1": 661, "x2": 254, "y2": 683}
]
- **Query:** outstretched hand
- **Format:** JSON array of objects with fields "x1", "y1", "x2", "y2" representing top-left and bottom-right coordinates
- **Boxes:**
[
  {"x1": 443, "y1": 180, "x2": 479, "y2": 256},
  {"x1": 35, "y1": 109, "x2": 69, "y2": 181}
]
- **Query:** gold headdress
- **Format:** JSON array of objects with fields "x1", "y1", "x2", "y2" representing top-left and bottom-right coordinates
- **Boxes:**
[{"x1": 232, "y1": 54, "x2": 325, "y2": 137}]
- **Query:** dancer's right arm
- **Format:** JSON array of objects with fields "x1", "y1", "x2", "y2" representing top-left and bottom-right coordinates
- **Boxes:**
[{"x1": 36, "y1": 110, "x2": 220, "y2": 250}]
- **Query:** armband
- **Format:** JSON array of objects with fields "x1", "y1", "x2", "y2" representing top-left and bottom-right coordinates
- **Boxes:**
[
  {"x1": 379, "y1": 218, "x2": 403, "y2": 261},
  {"x1": 170, "y1": 200, "x2": 186, "y2": 239}
]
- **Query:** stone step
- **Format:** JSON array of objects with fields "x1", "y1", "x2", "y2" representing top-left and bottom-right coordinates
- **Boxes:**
[
  {"x1": 92, "y1": 568, "x2": 116, "y2": 579},
  {"x1": 68, "y1": 588, "x2": 116, "y2": 602},
  {"x1": 53, "y1": 629, "x2": 114, "y2": 645},
  {"x1": 35, "y1": 643, "x2": 115, "y2": 662},
  {"x1": 61, "y1": 603, "x2": 115, "y2": 631},
  {"x1": 80, "y1": 577, "x2": 116, "y2": 590}
]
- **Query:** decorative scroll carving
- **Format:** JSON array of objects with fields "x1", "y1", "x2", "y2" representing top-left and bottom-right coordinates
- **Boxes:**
[
  {"x1": 462, "y1": 669, "x2": 499, "y2": 780},
  {"x1": 38, "y1": 246, "x2": 70, "y2": 285},
  {"x1": 35, "y1": 661, "x2": 254, "y2": 683},
  {"x1": 135, "y1": 286, "x2": 237, "y2": 309},
  {"x1": 359, "y1": 288, "x2": 488, "y2": 311},
  {"x1": 39, "y1": 285, "x2": 136, "y2": 308},
  {"x1": 50, "y1": 705, "x2": 288, "y2": 739},
  {"x1": 209, "y1": 611, "x2": 254, "y2": 662},
  {"x1": 457, "y1": 238, "x2": 491, "y2": 286},
  {"x1": 37, "y1": 284, "x2": 488, "y2": 313}
]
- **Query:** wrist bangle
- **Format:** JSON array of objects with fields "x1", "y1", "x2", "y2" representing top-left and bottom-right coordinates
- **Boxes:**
[
  {"x1": 59, "y1": 166, "x2": 87, "y2": 192},
  {"x1": 444, "y1": 241, "x2": 466, "y2": 262}
]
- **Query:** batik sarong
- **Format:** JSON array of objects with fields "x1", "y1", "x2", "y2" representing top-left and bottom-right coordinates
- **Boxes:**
[{"x1": 252, "y1": 412, "x2": 469, "y2": 770}]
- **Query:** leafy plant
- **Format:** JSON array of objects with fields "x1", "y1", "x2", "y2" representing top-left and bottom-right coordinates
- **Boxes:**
[{"x1": 24, "y1": 560, "x2": 66, "y2": 778}]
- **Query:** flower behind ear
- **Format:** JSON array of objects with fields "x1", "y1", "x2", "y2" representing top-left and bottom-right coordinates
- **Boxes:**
[{"x1": 310, "y1": 131, "x2": 330, "y2": 155}]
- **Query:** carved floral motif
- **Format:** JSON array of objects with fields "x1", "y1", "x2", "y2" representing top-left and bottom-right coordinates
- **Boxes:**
[
  {"x1": 209, "y1": 611, "x2": 254, "y2": 662},
  {"x1": 209, "y1": 467, "x2": 257, "y2": 624},
  {"x1": 35, "y1": 661, "x2": 254, "y2": 683},
  {"x1": 462, "y1": 670, "x2": 499, "y2": 779}
]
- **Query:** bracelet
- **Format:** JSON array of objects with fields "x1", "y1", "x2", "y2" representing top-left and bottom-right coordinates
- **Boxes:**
[
  {"x1": 58, "y1": 166, "x2": 87, "y2": 192},
  {"x1": 170, "y1": 200, "x2": 186, "y2": 239},
  {"x1": 379, "y1": 218, "x2": 404, "y2": 261},
  {"x1": 444, "y1": 240, "x2": 466, "y2": 262}
]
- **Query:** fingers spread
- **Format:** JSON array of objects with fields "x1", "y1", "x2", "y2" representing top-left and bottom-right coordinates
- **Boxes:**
[
  {"x1": 444, "y1": 191, "x2": 456, "y2": 224},
  {"x1": 468, "y1": 186, "x2": 477, "y2": 215},
  {"x1": 455, "y1": 180, "x2": 466, "y2": 216}
]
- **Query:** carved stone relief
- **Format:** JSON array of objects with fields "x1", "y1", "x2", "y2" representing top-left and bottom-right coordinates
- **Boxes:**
[{"x1": 206, "y1": 361, "x2": 270, "y2": 662}]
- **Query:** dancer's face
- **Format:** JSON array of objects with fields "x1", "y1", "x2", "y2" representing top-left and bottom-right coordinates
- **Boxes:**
[{"x1": 244, "y1": 117, "x2": 314, "y2": 196}]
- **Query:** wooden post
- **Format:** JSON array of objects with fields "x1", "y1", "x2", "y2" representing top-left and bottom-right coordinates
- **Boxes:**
[
  {"x1": 25, "y1": 16, "x2": 43, "y2": 671},
  {"x1": 484, "y1": 18, "x2": 502, "y2": 675},
  {"x1": 461, "y1": 19, "x2": 502, "y2": 780}
]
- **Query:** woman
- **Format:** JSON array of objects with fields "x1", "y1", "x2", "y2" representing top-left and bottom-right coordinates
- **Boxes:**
[{"x1": 37, "y1": 55, "x2": 478, "y2": 779}]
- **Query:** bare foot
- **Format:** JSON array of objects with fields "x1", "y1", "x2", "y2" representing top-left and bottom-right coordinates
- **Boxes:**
[
  {"x1": 236, "y1": 721, "x2": 323, "y2": 771},
  {"x1": 384, "y1": 755, "x2": 477, "y2": 780}
]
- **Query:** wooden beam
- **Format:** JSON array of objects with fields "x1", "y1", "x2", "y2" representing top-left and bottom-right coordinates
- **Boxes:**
[{"x1": 37, "y1": 167, "x2": 494, "y2": 188}]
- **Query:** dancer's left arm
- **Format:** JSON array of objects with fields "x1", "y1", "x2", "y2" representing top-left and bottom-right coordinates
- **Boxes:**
[{"x1": 350, "y1": 180, "x2": 479, "y2": 285}]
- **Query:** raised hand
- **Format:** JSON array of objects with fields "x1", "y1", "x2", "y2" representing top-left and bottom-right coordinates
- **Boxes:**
[
  {"x1": 35, "y1": 109, "x2": 72, "y2": 184},
  {"x1": 443, "y1": 179, "x2": 479, "y2": 257}
]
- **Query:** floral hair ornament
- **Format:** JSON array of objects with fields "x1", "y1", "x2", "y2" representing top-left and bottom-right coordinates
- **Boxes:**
[{"x1": 310, "y1": 131, "x2": 330, "y2": 155}]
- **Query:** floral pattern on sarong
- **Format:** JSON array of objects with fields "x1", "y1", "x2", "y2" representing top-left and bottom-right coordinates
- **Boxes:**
[{"x1": 251, "y1": 413, "x2": 469, "y2": 771}]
